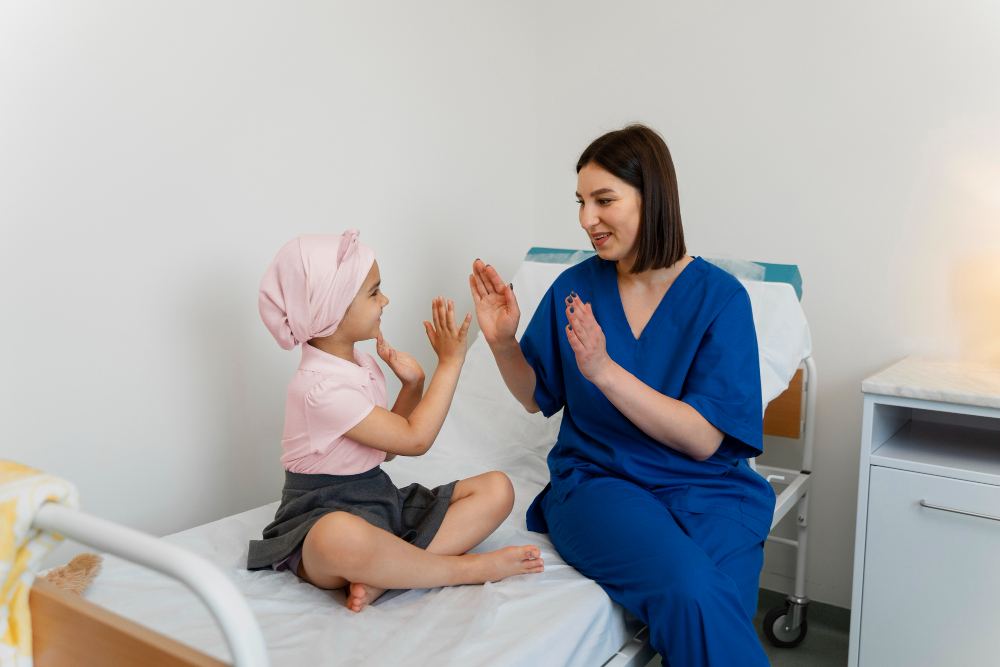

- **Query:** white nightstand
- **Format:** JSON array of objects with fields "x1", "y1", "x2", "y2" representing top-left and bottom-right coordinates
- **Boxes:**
[{"x1": 849, "y1": 358, "x2": 1000, "y2": 666}]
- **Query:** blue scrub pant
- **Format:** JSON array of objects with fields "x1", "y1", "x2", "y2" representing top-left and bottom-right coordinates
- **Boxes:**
[{"x1": 542, "y1": 475, "x2": 769, "y2": 667}]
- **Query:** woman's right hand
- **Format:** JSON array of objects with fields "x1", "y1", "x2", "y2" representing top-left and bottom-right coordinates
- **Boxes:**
[{"x1": 469, "y1": 259, "x2": 520, "y2": 345}]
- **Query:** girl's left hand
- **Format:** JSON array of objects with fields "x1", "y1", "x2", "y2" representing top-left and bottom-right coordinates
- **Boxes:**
[
  {"x1": 377, "y1": 335, "x2": 425, "y2": 386},
  {"x1": 565, "y1": 294, "x2": 613, "y2": 383}
]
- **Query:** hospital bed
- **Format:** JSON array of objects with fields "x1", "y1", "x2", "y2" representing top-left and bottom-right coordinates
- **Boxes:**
[{"x1": 27, "y1": 247, "x2": 814, "y2": 666}]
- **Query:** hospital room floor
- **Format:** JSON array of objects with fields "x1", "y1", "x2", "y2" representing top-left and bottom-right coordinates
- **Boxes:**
[{"x1": 643, "y1": 589, "x2": 850, "y2": 666}]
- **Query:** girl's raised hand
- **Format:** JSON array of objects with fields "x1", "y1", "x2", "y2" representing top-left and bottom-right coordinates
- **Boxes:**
[
  {"x1": 469, "y1": 259, "x2": 520, "y2": 345},
  {"x1": 424, "y1": 297, "x2": 472, "y2": 366},
  {"x1": 565, "y1": 293, "x2": 613, "y2": 383},
  {"x1": 376, "y1": 334, "x2": 425, "y2": 386}
]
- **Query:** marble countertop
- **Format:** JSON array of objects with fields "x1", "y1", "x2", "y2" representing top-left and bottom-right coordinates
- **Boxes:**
[{"x1": 863, "y1": 357, "x2": 1000, "y2": 409}]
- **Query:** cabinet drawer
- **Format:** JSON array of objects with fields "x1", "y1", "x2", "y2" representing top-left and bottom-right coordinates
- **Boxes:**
[{"x1": 859, "y1": 466, "x2": 1000, "y2": 666}]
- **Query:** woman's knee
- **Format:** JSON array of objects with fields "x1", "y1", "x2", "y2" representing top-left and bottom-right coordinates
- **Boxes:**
[{"x1": 651, "y1": 566, "x2": 732, "y2": 616}]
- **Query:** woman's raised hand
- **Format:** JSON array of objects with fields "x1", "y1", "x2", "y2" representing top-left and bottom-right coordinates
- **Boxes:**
[
  {"x1": 424, "y1": 296, "x2": 472, "y2": 366},
  {"x1": 565, "y1": 293, "x2": 613, "y2": 383},
  {"x1": 376, "y1": 334, "x2": 425, "y2": 386},
  {"x1": 469, "y1": 259, "x2": 520, "y2": 345}
]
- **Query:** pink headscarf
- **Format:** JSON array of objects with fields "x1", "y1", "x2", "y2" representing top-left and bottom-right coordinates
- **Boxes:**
[{"x1": 258, "y1": 230, "x2": 376, "y2": 350}]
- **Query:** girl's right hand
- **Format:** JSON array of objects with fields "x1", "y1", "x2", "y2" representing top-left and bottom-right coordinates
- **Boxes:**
[
  {"x1": 469, "y1": 259, "x2": 520, "y2": 345},
  {"x1": 376, "y1": 334, "x2": 425, "y2": 386},
  {"x1": 424, "y1": 297, "x2": 472, "y2": 365}
]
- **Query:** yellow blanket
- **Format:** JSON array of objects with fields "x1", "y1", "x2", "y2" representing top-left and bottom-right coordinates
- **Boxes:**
[{"x1": 1, "y1": 461, "x2": 78, "y2": 667}]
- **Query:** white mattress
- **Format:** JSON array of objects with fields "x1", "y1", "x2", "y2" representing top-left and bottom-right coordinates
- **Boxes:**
[{"x1": 83, "y1": 257, "x2": 811, "y2": 666}]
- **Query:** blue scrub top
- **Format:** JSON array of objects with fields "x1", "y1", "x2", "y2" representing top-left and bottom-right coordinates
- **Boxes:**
[{"x1": 520, "y1": 256, "x2": 776, "y2": 539}]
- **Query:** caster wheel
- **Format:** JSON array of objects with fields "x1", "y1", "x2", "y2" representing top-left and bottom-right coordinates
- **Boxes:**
[{"x1": 763, "y1": 604, "x2": 808, "y2": 648}]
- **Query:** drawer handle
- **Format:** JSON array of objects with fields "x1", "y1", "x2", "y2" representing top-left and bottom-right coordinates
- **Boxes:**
[{"x1": 919, "y1": 499, "x2": 1000, "y2": 523}]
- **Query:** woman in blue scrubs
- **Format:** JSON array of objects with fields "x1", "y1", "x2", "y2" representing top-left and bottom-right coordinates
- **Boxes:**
[{"x1": 469, "y1": 124, "x2": 774, "y2": 666}]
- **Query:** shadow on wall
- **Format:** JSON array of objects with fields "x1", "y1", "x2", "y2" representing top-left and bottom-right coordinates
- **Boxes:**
[{"x1": 184, "y1": 267, "x2": 286, "y2": 515}]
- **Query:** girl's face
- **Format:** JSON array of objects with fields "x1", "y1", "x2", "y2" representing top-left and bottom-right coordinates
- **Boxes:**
[
  {"x1": 576, "y1": 162, "x2": 642, "y2": 265},
  {"x1": 339, "y1": 261, "x2": 389, "y2": 342}
]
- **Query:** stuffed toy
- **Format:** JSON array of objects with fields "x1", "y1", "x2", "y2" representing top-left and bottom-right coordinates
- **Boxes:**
[{"x1": 42, "y1": 553, "x2": 102, "y2": 595}]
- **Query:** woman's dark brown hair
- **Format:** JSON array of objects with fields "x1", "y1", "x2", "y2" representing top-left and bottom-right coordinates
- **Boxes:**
[{"x1": 576, "y1": 124, "x2": 686, "y2": 273}]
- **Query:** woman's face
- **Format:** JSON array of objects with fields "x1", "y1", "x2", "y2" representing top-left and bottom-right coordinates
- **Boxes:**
[{"x1": 576, "y1": 162, "x2": 642, "y2": 264}]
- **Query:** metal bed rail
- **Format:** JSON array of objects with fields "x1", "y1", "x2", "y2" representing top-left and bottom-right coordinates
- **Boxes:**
[
  {"x1": 33, "y1": 503, "x2": 269, "y2": 667},
  {"x1": 603, "y1": 625, "x2": 657, "y2": 667},
  {"x1": 759, "y1": 355, "x2": 816, "y2": 647}
]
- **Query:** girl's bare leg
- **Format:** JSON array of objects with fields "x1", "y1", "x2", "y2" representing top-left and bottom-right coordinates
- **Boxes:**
[
  {"x1": 346, "y1": 470, "x2": 520, "y2": 610},
  {"x1": 426, "y1": 470, "x2": 516, "y2": 554},
  {"x1": 299, "y1": 510, "x2": 542, "y2": 611}
]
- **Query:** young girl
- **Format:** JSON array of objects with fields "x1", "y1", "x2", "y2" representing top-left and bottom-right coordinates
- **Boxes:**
[{"x1": 248, "y1": 230, "x2": 542, "y2": 612}]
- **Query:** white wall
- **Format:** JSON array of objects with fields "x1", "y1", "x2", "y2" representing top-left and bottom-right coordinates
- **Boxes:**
[
  {"x1": 1, "y1": 1, "x2": 537, "y2": 562},
  {"x1": 5, "y1": 2, "x2": 1000, "y2": 607},
  {"x1": 530, "y1": 1, "x2": 1000, "y2": 608}
]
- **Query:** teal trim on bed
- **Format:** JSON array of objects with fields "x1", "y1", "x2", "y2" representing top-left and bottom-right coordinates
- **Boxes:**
[
  {"x1": 753, "y1": 262, "x2": 802, "y2": 300},
  {"x1": 524, "y1": 247, "x2": 596, "y2": 265},
  {"x1": 524, "y1": 247, "x2": 803, "y2": 300}
]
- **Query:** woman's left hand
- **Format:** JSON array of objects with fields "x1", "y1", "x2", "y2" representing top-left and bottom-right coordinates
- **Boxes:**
[
  {"x1": 565, "y1": 294, "x2": 614, "y2": 383},
  {"x1": 377, "y1": 335, "x2": 426, "y2": 386}
]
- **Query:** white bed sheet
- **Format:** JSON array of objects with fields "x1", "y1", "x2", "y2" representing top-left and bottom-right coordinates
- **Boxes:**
[{"x1": 83, "y1": 257, "x2": 810, "y2": 666}]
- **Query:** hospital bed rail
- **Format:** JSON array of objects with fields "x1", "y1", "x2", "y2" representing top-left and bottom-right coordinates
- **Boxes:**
[
  {"x1": 756, "y1": 354, "x2": 816, "y2": 648},
  {"x1": 31, "y1": 503, "x2": 269, "y2": 667}
]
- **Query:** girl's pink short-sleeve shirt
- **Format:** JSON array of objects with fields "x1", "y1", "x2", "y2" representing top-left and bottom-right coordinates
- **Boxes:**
[{"x1": 280, "y1": 343, "x2": 388, "y2": 475}]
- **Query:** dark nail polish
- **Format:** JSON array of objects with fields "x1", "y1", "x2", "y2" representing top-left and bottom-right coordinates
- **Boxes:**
[{"x1": 569, "y1": 307, "x2": 575, "y2": 313}]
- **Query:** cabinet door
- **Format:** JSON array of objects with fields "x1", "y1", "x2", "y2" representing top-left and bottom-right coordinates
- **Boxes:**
[{"x1": 860, "y1": 466, "x2": 1000, "y2": 666}]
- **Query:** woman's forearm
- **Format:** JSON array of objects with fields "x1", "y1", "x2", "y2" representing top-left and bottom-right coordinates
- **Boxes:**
[
  {"x1": 591, "y1": 363, "x2": 723, "y2": 461},
  {"x1": 489, "y1": 338, "x2": 540, "y2": 413}
]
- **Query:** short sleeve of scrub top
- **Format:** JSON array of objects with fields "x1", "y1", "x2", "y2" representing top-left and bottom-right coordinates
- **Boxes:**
[
  {"x1": 520, "y1": 287, "x2": 567, "y2": 417},
  {"x1": 681, "y1": 288, "x2": 763, "y2": 459}
]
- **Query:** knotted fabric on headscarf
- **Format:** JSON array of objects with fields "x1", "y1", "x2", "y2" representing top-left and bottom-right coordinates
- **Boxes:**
[{"x1": 259, "y1": 230, "x2": 376, "y2": 350}]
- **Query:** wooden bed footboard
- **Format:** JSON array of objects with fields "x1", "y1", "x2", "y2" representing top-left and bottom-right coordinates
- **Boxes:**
[
  {"x1": 763, "y1": 369, "x2": 804, "y2": 439},
  {"x1": 30, "y1": 577, "x2": 227, "y2": 667}
]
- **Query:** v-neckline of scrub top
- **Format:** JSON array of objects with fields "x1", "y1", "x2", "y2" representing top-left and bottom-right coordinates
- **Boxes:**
[{"x1": 608, "y1": 256, "x2": 701, "y2": 342}]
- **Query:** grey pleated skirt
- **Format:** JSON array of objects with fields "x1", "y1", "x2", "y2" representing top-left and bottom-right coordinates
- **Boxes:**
[{"x1": 247, "y1": 467, "x2": 457, "y2": 572}]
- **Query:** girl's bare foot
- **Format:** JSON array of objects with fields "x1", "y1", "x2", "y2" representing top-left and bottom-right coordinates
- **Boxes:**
[
  {"x1": 344, "y1": 546, "x2": 542, "y2": 611},
  {"x1": 472, "y1": 545, "x2": 544, "y2": 582},
  {"x1": 346, "y1": 582, "x2": 386, "y2": 613}
]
